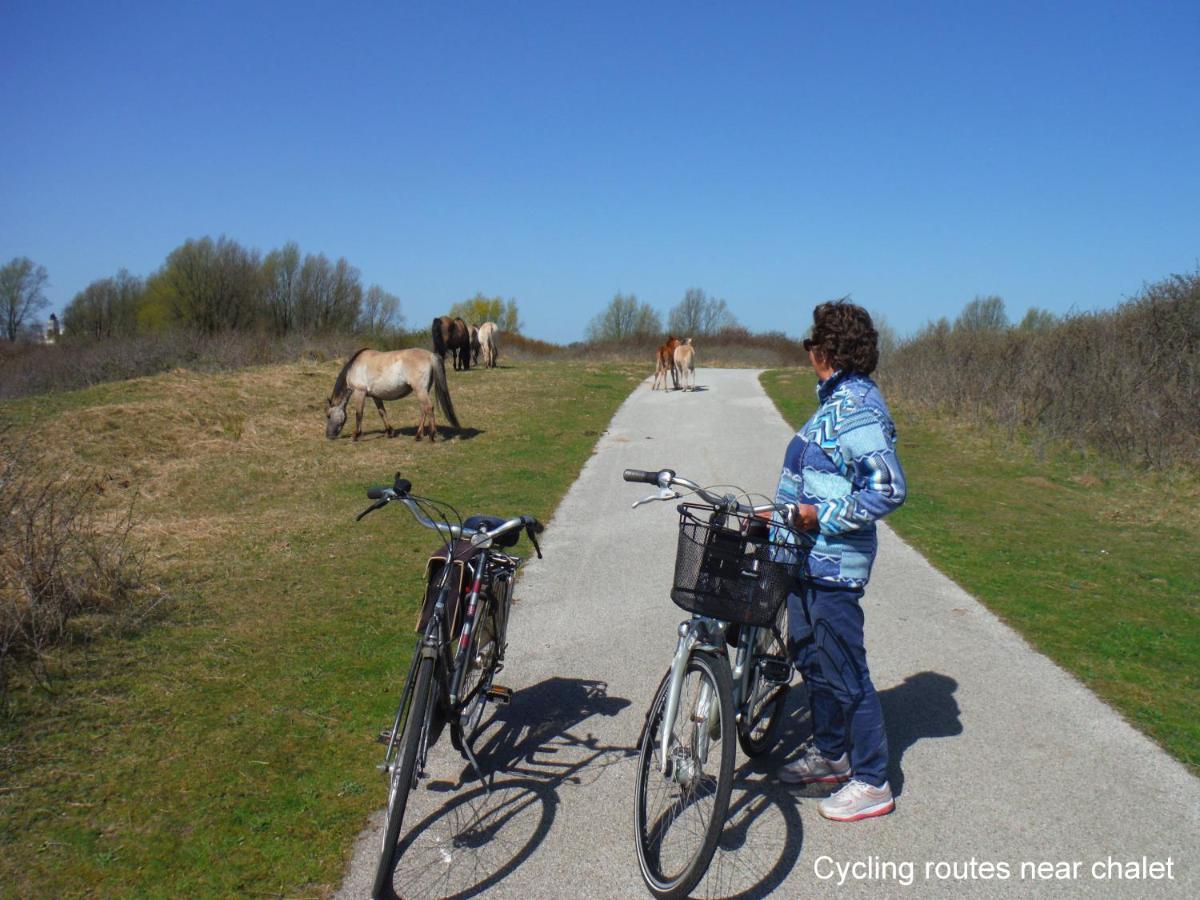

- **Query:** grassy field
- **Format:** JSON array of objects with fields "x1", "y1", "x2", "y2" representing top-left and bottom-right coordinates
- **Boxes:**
[
  {"x1": 760, "y1": 368, "x2": 1199, "y2": 775},
  {"x1": 0, "y1": 358, "x2": 643, "y2": 896}
]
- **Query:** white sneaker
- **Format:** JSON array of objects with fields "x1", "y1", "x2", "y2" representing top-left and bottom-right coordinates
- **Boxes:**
[
  {"x1": 777, "y1": 745, "x2": 851, "y2": 785},
  {"x1": 818, "y1": 779, "x2": 894, "y2": 822}
]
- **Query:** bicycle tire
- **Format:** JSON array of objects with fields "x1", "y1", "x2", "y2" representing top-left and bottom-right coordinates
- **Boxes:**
[
  {"x1": 372, "y1": 654, "x2": 435, "y2": 900},
  {"x1": 634, "y1": 650, "x2": 735, "y2": 900},
  {"x1": 451, "y1": 599, "x2": 498, "y2": 751},
  {"x1": 737, "y1": 605, "x2": 791, "y2": 757}
]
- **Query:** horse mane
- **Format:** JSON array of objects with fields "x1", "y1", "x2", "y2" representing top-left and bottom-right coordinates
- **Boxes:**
[{"x1": 331, "y1": 347, "x2": 370, "y2": 403}]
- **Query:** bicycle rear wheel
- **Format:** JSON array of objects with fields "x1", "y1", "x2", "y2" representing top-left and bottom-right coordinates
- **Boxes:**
[
  {"x1": 451, "y1": 598, "x2": 498, "y2": 750},
  {"x1": 634, "y1": 650, "x2": 735, "y2": 900},
  {"x1": 372, "y1": 655, "x2": 435, "y2": 900},
  {"x1": 737, "y1": 603, "x2": 791, "y2": 757}
]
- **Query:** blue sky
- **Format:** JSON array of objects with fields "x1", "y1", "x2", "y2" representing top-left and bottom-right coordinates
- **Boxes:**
[{"x1": 2, "y1": 1, "x2": 1197, "y2": 342}]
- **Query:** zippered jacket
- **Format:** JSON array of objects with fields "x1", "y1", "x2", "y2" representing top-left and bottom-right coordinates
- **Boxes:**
[{"x1": 772, "y1": 370, "x2": 907, "y2": 588}]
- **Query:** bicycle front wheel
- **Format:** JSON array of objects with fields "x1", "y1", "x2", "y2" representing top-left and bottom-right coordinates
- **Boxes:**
[
  {"x1": 634, "y1": 650, "x2": 735, "y2": 900},
  {"x1": 372, "y1": 654, "x2": 435, "y2": 900}
]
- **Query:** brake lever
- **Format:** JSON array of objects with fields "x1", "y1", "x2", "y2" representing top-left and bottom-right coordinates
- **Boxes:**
[
  {"x1": 632, "y1": 487, "x2": 679, "y2": 509},
  {"x1": 525, "y1": 524, "x2": 543, "y2": 559},
  {"x1": 355, "y1": 498, "x2": 389, "y2": 521}
]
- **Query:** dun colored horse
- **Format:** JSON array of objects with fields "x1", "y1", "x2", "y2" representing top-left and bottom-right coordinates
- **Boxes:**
[
  {"x1": 673, "y1": 338, "x2": 696, "y2": 391},
  {"x1": 325, "y1": 348, "x2": 461, "y2": 442},
  {"x1": 652, "y1": 335, "x2": 680, "y2": 390},
  {"x1": 478, "y1": 322, "x2": 499, "y2": 368},
  {"x1": 469, "y1": 324, "x2": 481, "y2": 366},
  {"x1": 432, "y1": 316, "x2": 473, "y2": 370}
]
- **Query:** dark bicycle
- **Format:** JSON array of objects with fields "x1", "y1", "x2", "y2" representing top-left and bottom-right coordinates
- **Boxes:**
[{"x1": 356, "y1": 472, "x2": 544, "y2": 900}]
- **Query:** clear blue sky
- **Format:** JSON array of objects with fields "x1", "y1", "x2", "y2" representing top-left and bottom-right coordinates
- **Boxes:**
[{"x1": 3, "y1": 0, "x2": 1197, "y2": 342}]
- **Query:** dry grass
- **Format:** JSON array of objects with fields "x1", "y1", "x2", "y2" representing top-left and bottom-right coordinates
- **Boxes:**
[{"x1": 0, "y1": 356, "x2": 643, "y2": 896}]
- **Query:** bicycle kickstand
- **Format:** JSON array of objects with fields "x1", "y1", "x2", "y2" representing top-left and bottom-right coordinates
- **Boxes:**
[{"x1": 461, "y1": 734, "x2": 493, "y2": 796}]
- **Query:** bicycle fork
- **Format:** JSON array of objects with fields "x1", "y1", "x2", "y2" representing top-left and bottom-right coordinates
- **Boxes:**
[{"x1": 658, "y1": 619, "x2": 724, "y2": 777}]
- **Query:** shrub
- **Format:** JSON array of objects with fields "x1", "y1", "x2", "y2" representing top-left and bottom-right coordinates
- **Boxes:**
[
  {"x1": 883, "y1": 272, "x2": 1200, "y2": 469},
  {"x1": 0, "y1": 434, "x2": 150, "y2": 702}
]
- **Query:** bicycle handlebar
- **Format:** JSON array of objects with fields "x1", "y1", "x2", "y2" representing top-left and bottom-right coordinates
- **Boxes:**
[
  {"x1": 357, "y1": 473, "x2": 543, "y2": 556},
  {"x1": 624, "y1": 467, "x2": 791, "y2": 516}
]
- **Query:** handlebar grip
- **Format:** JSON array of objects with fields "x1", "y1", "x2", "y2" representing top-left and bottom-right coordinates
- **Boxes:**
[
  {"x1": 522, "y1": 516, "x2": 545, "y2": 534},
  {"x1": 367, "y1": 487, "x2": 387, "y2": 500},
  {"x1": 623, "y1": 469, "x2": 660, "y2": 484}
]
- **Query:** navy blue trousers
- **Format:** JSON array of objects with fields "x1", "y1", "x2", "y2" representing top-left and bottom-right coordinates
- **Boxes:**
[{"x1": 788, "y1": 580, "x2": 889, "y2": 787}]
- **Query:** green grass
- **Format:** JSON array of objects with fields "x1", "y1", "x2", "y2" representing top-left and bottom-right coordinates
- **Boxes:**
[
  {"x1": 760, "y1": 368, "x2": 1200, "y2": 775},
  {"x1": 0, "y1": 359, "x2": 643, "y2": 897}
]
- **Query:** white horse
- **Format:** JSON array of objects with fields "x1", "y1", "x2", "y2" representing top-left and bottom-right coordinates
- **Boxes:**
[
  {"x1": 673, "y1": 339, "x2": 695, "y2": 391},
  {"x1": 325, "y1": 348, "x2": 460, "y2": 441},
  {"x1": 478, "y1": 322, "x2": 499, "y2": 368}
]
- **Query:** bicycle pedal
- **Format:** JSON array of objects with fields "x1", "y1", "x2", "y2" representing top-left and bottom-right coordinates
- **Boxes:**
[
  {"x1": 758, "y1": 657, "x2": 793, "y2": 684},
  {"x1": 485, "y1": 685, "x2": 513, "y2": 704},
  {"x1": 376, "y1": 729, "x2": 393, "y2": 745}
]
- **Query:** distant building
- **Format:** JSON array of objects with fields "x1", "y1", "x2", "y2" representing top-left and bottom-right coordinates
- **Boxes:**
[{"x1": 28, "y1": 314, "x2": 62, "y2": 344}]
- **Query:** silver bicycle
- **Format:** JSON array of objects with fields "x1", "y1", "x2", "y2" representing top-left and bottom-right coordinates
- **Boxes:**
[{"x1": 623, "y1": 467, "x2": 802, "y2": 900}]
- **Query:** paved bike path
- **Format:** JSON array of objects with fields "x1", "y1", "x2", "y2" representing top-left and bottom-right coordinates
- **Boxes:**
[{"x1": 337, "y1": 368, "x2": 1198, "y2": 899}]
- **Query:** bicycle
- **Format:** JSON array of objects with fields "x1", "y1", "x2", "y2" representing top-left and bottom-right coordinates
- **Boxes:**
[
  {"x1": 623, "y1": 467, "x2": 803, "y2": 900},
  {"x1": 356, "y1": 472, "x2": 544, "y2": 900}
]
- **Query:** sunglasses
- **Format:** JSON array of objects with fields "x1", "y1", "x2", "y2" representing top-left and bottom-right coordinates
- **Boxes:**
[{"x1": 802, "y1": 338, "x2": 816, "y2": 351}]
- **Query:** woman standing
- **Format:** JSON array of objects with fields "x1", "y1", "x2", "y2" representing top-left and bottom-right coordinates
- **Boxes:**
[{"x1": 774, "y1": 300, "x2": 907, "y2": 821}]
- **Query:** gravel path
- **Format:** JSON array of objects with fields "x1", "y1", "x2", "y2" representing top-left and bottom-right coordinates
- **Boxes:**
[{"x1": 337, "y1": 368, "x2": 1198, "y2": 899}]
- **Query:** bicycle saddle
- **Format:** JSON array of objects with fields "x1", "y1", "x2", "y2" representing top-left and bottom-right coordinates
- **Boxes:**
[{"x1": 463, "y1": 515, "x2": 521, "y2": 547}]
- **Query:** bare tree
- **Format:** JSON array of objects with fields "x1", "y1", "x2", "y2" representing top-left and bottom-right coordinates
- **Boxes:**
[
  {"x1": 147, "y1": 237, "x2": 263, "y2": 334},
  {"x1": 1018, "y1": 307, "x2": 1057, "y2": 331},
  {"x1": 667, "y1": 287, "x2": 738, "y2": 336},
  {"x1": 1, "y1": 257, "x2": 50, "y2": 341},
  {"x1": 262, "y1": 242, "x2": 301, "y2": 334},
  {"x1": 360, "y1": 284, "x2": 403, "y2": 334},
  {"x1": 872, "y1": 311, "x2": 898, "y2": 363},
  {"x1": 954, "y1": 295, "x2": 1009, "y2": 332},
  {"x1": 63, "y1": 269, "x2": 143, "y2": 338},
  {"x1": 585, "y1": 293, "x2": 661, "y2": 341}
]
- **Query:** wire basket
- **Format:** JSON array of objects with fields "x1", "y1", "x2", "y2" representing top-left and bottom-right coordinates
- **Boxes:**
[{"x1": 670, "y1": 503, "x2": 802, "y2": 626}]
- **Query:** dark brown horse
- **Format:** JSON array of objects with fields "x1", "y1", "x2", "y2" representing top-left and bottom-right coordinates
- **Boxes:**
[{"x1": 432, "y1": 316, "x2": 473, "y2": 371}]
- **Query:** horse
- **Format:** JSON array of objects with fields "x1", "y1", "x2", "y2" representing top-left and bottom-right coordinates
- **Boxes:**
[
  {"x1": 673, "y1": 338, "x2": 695, "y2": 391},
  {"x1": 478, "y1": 322, "x2": 499, "y2": 368},
  {"x1": 469, "y1": 324, "x2": 481, "y2": 367},
  {"x1": 325, "y1": 348, "x2": 461, "y2": 442},
  {"x1": 652, "y1": 335, "x2": 680, "y2": 390},
  {"x1": 431, "y1": 316, "x2": 473, "y2": 370}
]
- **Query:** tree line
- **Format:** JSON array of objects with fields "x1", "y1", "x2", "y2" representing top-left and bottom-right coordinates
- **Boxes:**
[
  {"x1": 585, "y1": 288, "x2": 739, "y2": 341},
  {"x1": 1, "y1": 238, "x2": 409, "y2": 343}
]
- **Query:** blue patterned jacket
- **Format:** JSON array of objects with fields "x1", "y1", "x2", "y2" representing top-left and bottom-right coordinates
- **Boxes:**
[{"x1": 772, "y1": 370, "x2": 907, "y2": 588}]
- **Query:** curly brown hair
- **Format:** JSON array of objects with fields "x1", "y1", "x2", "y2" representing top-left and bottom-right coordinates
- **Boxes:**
[{"x1": 806, "y1": 299, "x2": 879, "y2": 375}]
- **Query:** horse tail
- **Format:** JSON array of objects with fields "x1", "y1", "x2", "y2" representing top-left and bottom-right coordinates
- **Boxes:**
[
  {"x1": 431, "y1": 317, "x2": 445, "y2": 357},
  {"x1": 331, "y1": 347, "x2": 369, "y2": 403},
  {"x1": 431, "y1": 354, "x2": 461, "y2": 429}
]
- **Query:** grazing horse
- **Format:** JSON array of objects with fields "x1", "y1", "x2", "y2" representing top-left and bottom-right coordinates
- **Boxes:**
[
  {"x1": 325, "y1": 348, "x2": 461, "y2": 442},
  {"x1": 431, "y1": 316, "x2": 473, "y2": 370},
  {"x1": 673, "y1": 338, "x2": 696, "y2": 391},
  {"x1": 469, "y1": 324, "x2": 481, "y2": 366},
  {"x1": 478, "y1": 322, "x2": 499, "y2": 368},
  {"x1": 652, "y1": 335, "x2": 680, "y2": 390}
]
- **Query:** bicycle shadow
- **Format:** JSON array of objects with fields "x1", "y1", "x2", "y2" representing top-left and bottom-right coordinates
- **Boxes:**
[
  {"x1": 698, "y1": 672, "x2": 960, "y2": 898},
  {"x1": 699, "y1": 687, "x2": 810, "y2": 899},
  {"x1": 380, "y1": 677, "x2": 633, "y2": 899}
]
